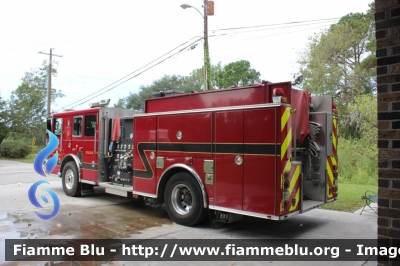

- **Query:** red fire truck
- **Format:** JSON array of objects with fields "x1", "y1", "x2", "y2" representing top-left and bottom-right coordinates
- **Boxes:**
[{"x1": 48, "y1": 80, "x2": 338, "y2": 226}]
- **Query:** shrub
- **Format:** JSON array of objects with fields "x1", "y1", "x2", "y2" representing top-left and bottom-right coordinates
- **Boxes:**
[
  {"x1": 0, "y1": 138, "x2": 31, "y2": 159},
  {"x1": 338, "y1": 137, "x2": 377, "y2": 185},
  {"x1": 32, "y1": 145, "x2": 45, "y2": 154}
]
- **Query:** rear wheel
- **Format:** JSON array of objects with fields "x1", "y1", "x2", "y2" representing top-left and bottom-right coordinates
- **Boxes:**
[
  {"x1": 164, "y1": 172, "x2": 207, "y2": 226},
  {"x1": 62, "y1": 162, "x2": 81, "y2": 197}
]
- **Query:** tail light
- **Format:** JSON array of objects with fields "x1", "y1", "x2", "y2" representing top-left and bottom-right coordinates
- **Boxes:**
[{"x1": 273, "y1": 88, "x2": 287, "y2": 103}]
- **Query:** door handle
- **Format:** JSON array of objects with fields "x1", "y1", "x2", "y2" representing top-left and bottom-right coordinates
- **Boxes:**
[{"x1": 235, "y1": 155, "x2": 243, "y2": 165}]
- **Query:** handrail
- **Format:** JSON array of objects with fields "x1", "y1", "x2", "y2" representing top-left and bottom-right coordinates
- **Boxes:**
[{"x1": 291, "y1": 109, "x2": 297, "y2": 161}]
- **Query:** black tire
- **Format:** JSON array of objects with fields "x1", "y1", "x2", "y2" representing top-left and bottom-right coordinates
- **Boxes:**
[
  {"x1": 62, "y1": 162, "x2": 81, "y2": 197},
  {"x1": 164, "y1": 172, "x2": 207, "y2": 226}
]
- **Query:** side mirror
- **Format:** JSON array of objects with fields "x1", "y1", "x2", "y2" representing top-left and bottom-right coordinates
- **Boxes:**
[{"x1": 47, "y1": 119, "x2": 52, "y2": 131}]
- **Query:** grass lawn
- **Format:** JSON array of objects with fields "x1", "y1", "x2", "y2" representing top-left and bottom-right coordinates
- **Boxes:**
[
  {"x1": 19, "y1": 154, "x2": 36, "y2": 164},
  {"x1": 320, "y1": 183, "x2": 378, "y2": 213},
  {"x1": 0, "y1": 154, "x2": 36, "y2": 164}
]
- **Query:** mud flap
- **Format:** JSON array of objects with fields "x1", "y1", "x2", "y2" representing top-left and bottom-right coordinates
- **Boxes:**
[{"x1": 81, "y1": 183, "x2": 94, "y2": 196}]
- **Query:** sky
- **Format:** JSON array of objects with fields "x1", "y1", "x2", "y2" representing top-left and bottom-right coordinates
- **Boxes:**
[{"x1": 0, "y1": 0, "x2": 372, "y2": 112}]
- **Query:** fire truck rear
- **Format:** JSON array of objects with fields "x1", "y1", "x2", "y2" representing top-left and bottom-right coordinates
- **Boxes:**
[{"x1": 49, "y1": 81, "x2": 338, "y2": 226}]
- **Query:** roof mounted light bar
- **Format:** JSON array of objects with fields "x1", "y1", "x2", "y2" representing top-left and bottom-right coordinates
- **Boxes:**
[{"x1": 90, "y1": 99, "x2": 110, "y2": 108}]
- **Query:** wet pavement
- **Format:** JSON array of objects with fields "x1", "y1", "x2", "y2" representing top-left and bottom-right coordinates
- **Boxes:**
[{"x1": 0, "y1": 159, "x2": 377, "y2": 266}]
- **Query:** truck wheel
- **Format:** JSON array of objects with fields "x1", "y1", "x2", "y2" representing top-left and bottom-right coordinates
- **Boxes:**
[
  {"x1": 62, "y1": 162, "x2": 81, "y2": 197},
  {"x1": 164, "y1": 172, "x2": 207, "y2": 226}
]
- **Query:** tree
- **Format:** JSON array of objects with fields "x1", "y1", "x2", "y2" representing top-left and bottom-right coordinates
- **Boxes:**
[
  {"x1": 343, "y1": 94, "x2": 377, "y2": 146},
  {"x1": 115, "y1": 60, "x2": 260, "y2": 110},
  {"x1": 0, "y1": 97, "x2": 10, "y2": 145},
  {"x1": 337, "y1": 94, "x2": 377, "y2": 185},
  {"x1": 297, "y1": 4, "x2": 375, "y2": 139},
  {"x1": 6, "y1": 61, "x2": 64, "y2": 146},
  {"x1": 115, "y1": 74, "x2": 203, "y2": 110},
  {"x1": 188, "y1": 63, "x2": 222, "y2": 90},
  {"x1": 216, "y1": 60, "x2": 261, "y2": 88},
  {"x1": 297, "y1": 4, "x2": 376, "y2": 107}
]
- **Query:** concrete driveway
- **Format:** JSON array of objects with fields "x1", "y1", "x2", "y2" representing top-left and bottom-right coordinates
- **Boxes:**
[{"x1": 0, "y1": 159, "x2": 377, "y2": 265}]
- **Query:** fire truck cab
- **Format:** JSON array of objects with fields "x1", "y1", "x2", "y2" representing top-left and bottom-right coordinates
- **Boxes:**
[{"x1": 49, "y1": 81, "x2": 338, "y2": 226}]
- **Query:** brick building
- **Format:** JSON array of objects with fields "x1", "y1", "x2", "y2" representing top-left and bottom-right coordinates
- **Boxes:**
[{"x1": 375, "y1": 0, "x2": 400, "y2": 264}]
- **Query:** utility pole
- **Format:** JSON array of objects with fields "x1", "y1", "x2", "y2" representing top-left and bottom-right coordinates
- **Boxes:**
[
  {"x1": 203, "y1": 0, "x2": 211, "y2": 91},
  {"x1": 181, "y1": 1, "x2": 214, "y2": 91},
  {"x1": 38, "y1": 48, "x2": 62, "y2": 119}
]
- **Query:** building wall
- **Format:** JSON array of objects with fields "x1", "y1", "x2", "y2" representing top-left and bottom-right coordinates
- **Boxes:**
[{"x1": 375, "y1": 0, "x2": 400, "y2": 265}]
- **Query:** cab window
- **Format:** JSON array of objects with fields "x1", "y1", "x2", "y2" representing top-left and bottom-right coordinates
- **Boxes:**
[
  {"x1": 54, "y1": 118, "x2": 63, "y2": 137},
  {"x1": 73, "y1": 117, "x2": 82, "y2": 136},
  {"x1": 85, "y1": 115, "x2": 96, "y2": 137}
]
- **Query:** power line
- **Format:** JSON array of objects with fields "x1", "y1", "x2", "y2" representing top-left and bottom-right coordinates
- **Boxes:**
[
  {"x1": 62, "y1": 24, "x2": 324, "y2": 111},
  {"x1": 57, "y1": 36, "x2": 202, "y2": 111},
  {"x1": 212, "y1": 17, "x2": 340, "y2": 32},
  {"x1": 1, "y1": 17, "x2": 340, "y2": 53},
  {"x1": 64, "y1": 38, "x2": 203, "y2": 110},
  {"x1": 217, "y1": 24, "x2": 333, "y2": 43},
  {"x1": 56, "y1": 19, "x2": 340, "y2": 111},
  {"x1": 218, "y1": 19, "x2": 339, "y2": 35},
  {"x1": 56, "y1": 37, "x2": 203, "y2": 111},
  {"x1": 0, "y1": 11, "x2": 186, "y2": 52}
]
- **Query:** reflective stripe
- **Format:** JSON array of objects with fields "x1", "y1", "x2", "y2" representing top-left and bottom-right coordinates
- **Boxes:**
[
  {"x1": 332, "y1": 132, "x2": 337, "y2": 150},
  {"x1": 281, "y1": 107, "x2": 291, "y2": 131},
  {"x1": 289, "y1": 165, "x2": 300, "y2": 194},
  {"x1": 326, "y1": 157, "x2": 335, "y2": 198},
  {"x1": 290, "y1": 189, "x2": 301, "y2": 212},
  {"x1": 331, "y1": 156, "x2": 337, "y2": 166},
  {"x1": 284, "y1": 160, "x2": 291, "y2": 172},
  {"x1": 281, "y1": 107, "x2": 295, "y2": 213},
  {"x1": 289, "y1": 165, "x2": 300, "y2": 211},
  {"x1": 332, "y1": 116, "x2": 338, "y2": 156},
  {"x1": 281, "y1": 127, "x2": 292, "y2": 160},
  {"x1": 282, "y1": 164, "x2": 301, "y2": 213}
]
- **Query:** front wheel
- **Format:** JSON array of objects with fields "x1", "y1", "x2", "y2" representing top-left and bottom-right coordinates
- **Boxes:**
[
  {"x1": 164, "y1": 172, "x2": 207, "y2": 226},
  {"x1": 62, "y1": 162, "x2": 81, "y2": 197}
]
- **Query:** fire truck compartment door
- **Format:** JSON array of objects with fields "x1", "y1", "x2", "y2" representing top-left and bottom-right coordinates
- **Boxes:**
[
  {"x1": 182, "y1": 112, "x2": 212, "y2": 159},
  {"x1": 81, "y1": 113, "x2": 98, "y2": 182},
  {"x1": 63, "y1": 116, "x2": 73, "y2": 155},
  {"x1": 243, "y1": 108, "x2": 277, "y2": 214},
  {"x1": 157, "y1": 115, "x2": 182, "y2": 157},
  {"x1": 214, "y1": 110, "x2": 244, "y2": 210},
  {"x1": 71, "y1": 115, "x2": 84, "y2": 161},
  {"x1": 133, "y1": 116, "x2": 157, "y2": 194}
]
